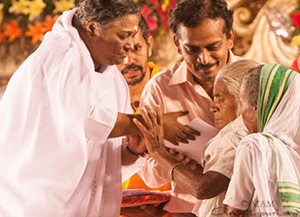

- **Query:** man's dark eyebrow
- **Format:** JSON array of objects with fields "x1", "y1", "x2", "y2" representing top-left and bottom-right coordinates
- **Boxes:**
[
  {"x1": 207, "y1": 41, "x2": 222, "y2": 47},
  {"x1": 184, "y1": 41, "x2": 222, "y2": 48}
]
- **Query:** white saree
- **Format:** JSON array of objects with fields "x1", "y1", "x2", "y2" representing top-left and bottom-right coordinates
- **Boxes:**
[
  {"x1": 0, "y1": 9, "x2": 131, "y2": 217},
  {"x1": 224, "y1": 64, "x2": 300, "y2": 216}
]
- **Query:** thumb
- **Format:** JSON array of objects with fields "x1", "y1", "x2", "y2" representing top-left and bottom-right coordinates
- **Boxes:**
[{"x1": 174, "y1": 110, "x2": 189, "y2": 118}]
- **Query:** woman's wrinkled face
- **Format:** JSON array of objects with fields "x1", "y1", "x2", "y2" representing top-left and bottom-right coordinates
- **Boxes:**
[
  {"x1": 210, "y1": 79, "x2": 237, "y2": 129},
  {"x1": 240, "y1": 84, "x2": 258, "y2": 133},
  {"x1": 88, "y1": 14, "x2": 140, "y2": 68}
]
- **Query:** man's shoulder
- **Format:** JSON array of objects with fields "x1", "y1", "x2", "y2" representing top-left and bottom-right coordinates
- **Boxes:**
[{"x1": 147, "y1": 62, "x2": 183, "y2": 86}]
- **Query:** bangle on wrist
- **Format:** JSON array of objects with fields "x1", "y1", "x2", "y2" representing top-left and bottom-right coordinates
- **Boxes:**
[
  {"x1": 168, "y1": 162, "x2": 184, "y2": 181},
  {"x1": 125, "y1": 143, "x2": 147, "y2": 157}
]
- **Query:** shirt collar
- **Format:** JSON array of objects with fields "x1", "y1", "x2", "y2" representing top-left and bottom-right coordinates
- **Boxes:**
[
  {"x1": 168, "y1": 61, "x2": 194, "y2": 86},
  {"x1": 227, "y1": 49, "x2": 237, "y2": 64}
]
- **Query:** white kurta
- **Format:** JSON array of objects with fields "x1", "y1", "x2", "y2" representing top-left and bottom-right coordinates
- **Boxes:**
[
  {"x1": 192, "y1": 116, "x2": 248, "y2": 217},
  {"x1": 0, "y1": 9, "x2": 131, "y2": 217}
]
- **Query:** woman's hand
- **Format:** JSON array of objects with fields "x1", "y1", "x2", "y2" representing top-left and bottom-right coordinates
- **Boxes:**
[
  {"x1": 168, "y1": 148, "x2": 198, "y2": 170},
  {"x1": 163, "y1": 111, "x2": 200, "y2": 145}
]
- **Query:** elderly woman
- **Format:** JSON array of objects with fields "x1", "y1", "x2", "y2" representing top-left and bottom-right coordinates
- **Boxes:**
[
  {"x1": 223, "y1": 63, "x2": 300, "y2": 216},
  {"x1": 134, "y1": 59, "x2": 260, "y2": 217}
]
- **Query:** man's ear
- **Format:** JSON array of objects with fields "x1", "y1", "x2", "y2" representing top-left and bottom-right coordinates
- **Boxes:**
[
  {"x1": 173, "y1": 34, "x2": 182, "y2": 54},
  {"x1": 147, "y1": 35, "x2": 154, "y2": 57},
  {"x1": 227, "y1": 28, "x2": 234, "y2": 49}
]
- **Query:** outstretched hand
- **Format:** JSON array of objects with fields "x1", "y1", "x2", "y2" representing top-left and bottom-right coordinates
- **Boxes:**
[
  {"x1": 168, "y1": 148, "x2": 199, "y2": 170},
  {"x1": 133, "y1": 105, "x2": 165, "y2": 154},
  {"x1": 163, "y1": 111, "x2": 200, "y2": 145}
]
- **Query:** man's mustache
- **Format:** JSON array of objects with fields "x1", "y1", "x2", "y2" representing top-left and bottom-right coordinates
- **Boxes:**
[
  {"x1": 194, "y1": 61, "x2": 219, "y2": 70},
  {"x1": 121, "y1": 64, "x2": 143, "y2": 74}
]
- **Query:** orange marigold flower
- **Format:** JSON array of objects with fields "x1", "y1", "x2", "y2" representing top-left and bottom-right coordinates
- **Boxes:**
[
  {"x1": 43, "y1": 15, "x2": 59, "y2": 33},
  {"x1": 25, "y1": 20, "x2": 46, "y2": 44},
  {"x1": 3, "y1": 20, "x2": 22, "y2": 42},
  {"x1": 0, "y1": 28, "x2": 5, "y2": 44}
]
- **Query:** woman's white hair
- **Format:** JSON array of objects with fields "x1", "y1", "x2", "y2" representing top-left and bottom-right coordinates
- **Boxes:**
[{"x1": 215, "y1": 59, "x2": 261, "y2": 116}]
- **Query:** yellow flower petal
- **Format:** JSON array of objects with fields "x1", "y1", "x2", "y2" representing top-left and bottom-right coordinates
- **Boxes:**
[
  {"x1": 26, "y1": 0, "x2": 46, "y2": 21},
  {"x1": 291, "y1": 35, "x2": 300, "y2": 46},
  {"x1": 53, "y1": 0, "x2": 75, "y2": 14},
  {"x1": 9, "y1": 0, "x2": 29, "y2": 15}
]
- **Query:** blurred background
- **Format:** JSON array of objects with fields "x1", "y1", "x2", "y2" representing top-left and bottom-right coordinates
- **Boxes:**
[{"x1": 0, "y1": 0, "x2": 300, "y2": 86}]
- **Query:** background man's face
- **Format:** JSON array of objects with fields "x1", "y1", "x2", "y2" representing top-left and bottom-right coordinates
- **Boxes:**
[
  {"x1": 117, "y1": 28, "x2": 150, "y2": 86},
  {"x1": 176, "y1": 18, "x2": 234, "y2": 85}
]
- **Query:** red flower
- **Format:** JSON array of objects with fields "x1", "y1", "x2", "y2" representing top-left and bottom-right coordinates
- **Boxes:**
[
  {"x1": 292, "y1": 58, "x2": 299, "y2": 72},
  {"x1": 292, "y1": 11, "x2": 300, "y2": 28},
  {"x1": 141, "y1": 5, "x2": 153, "y2": 17},
  {"x1": 0, "y1": 28, "x2": 5, "y2": 44},
  {"x1": 169, "y1": 0, "x2": 177, "y2": 9},
  {"x1": 145, "y1": 16, "x2": 158, "y2": 31},
  {"x1": 157, "y1": 5, "x2": 169, "y2": 29},
  {"x1": 149, "y1": 0, "x2": 159, "y2": 5}
]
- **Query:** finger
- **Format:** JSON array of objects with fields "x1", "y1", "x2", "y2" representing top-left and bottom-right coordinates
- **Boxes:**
[
  {"x1": 175, "y1": 136, "x2": 189, "y2": 144},
  {"x1": 189, "y1": 163, "x2": 197, "y2": 170},
  {"x1": 174, "y1": 110, "x2": 189, "y2": 118},
  {"x1": 133, "y1": 118, "x2": 148, "y2": 136},
  {"x1": 174, "y1": 154, "x2": 183, "y2": 162},
  {"x1": 145, "y1": 105, "x2": 157, "y2": 127},
  {"x1": 176, "y1": 152, "x2": 185, "y2": 161},
  {"x1": 183, "y1": 126, "x2": 201, "y2": 136},
  {"x1": 156, "y1": 105, "x2": 163, "y2": 126},
  {"x1": 184, "y1": 157, "x2": 191, "y2": 163},
  {"x1": 178, "y1": 133, "x2": 196, "y2": 141},
  {"x1": 140, "y1": 108, "x2": 153, "y2": 129},
  {"x1": 168, "y1": 148, "x2": 177, "y2": 155},
  {"x1": 169, "y1": 139, "x2": 179, "y2": 146},
  {"x1": 156, "y1": 106, "x2": 165, "y2": 143}
]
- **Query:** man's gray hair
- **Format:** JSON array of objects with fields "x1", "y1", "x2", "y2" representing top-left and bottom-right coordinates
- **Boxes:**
[
  {"x1": 216, "y1": 59, "x2": 261, "y2": 116},
  {"x1": 72, "y1": 0, "x2": 140, "y2": 31}
]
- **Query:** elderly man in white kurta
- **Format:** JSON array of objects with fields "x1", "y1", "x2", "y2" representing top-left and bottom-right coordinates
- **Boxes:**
[{"x1": 0, "y1": 1, "x2": 143, "y2": 216}]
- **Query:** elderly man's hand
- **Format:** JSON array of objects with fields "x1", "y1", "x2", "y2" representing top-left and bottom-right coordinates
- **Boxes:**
[{"x1": 162, "y1": 111, "x2": 200, "y2": 145}]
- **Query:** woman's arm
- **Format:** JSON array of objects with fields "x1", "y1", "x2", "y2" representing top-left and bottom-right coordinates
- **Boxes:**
[{"x1": 134, "y1": 106, "x2": 229, "y2": 199}]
